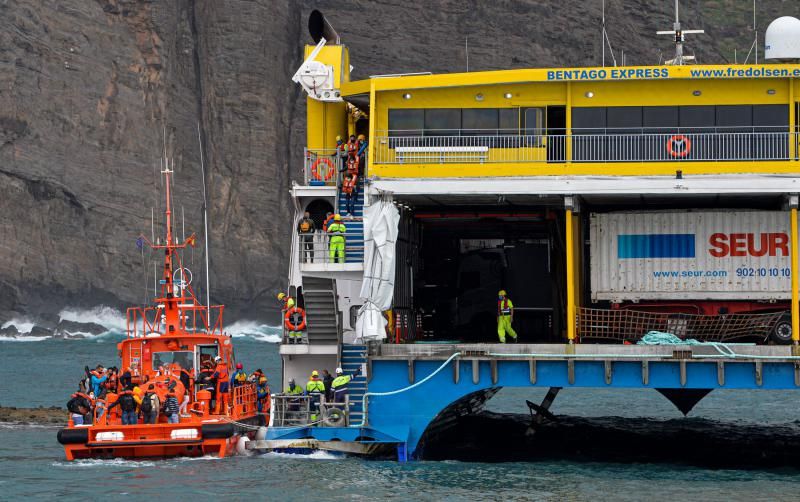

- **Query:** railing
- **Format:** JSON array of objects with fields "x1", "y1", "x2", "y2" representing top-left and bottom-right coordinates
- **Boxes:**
[
  {"x1": 271, "y1": 394, "x2": 352, "y2": 427},
  {"x1": 271, "y1": 395, "x2": 313, "y2": 426},
  {"x1": 231, "y1": 383, "x2": 258, "y2": 417},
  {"x1": 126, "y1": 304, "x2": 225, "y2": 338},
  {"x1": 303, "y1": 148, "x2": 368, "y2": 185},
  {"x1": 297, "y1": 230, "x2": 365, "y2": 266},
  {"x1": 373, "y1": 129, "x2": 800, "y2": 164},
  {"x1": 576, "y1": 307, "x2": 783, "y2": 342}
]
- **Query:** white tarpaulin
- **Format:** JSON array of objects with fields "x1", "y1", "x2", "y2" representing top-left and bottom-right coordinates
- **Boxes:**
[{"x1": 356, "y1": 200, "x2": 400, "y2": 341}]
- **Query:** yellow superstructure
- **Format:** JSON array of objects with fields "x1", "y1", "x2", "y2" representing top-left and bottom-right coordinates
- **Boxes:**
[{"x1": 322, "y1": 63, "x2": 800, "y2": 178}]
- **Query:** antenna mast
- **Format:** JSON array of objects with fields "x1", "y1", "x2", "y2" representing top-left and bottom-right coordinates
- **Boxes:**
[
  {"x1": 657, "y1": 0, "x2": 704, "y2": 65},
  {"x1": 197, "y1": 124, "x2": 211, "y2": 311}
]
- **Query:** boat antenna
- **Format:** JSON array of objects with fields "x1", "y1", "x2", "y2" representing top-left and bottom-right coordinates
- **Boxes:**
[
  {"x1": 197, "y1": 123, "x2": 211, "y2": 311},
  {"x1": 657, "y1": 0, "x2": 704, "y2": 65},
  {"x1": 465, "y1": 36, "x2": 469, "y2": 72},
  {"x1": 601, "y1": 0, "x2": 618, "y2": 67},
  {"x1": 744, "y1": 0, "x2": 758, "y2": 64}
]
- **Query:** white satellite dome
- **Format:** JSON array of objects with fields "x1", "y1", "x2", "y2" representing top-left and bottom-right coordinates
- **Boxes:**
[{"x1": 765, "y1": 16, "x2": 800, "y2": 62}]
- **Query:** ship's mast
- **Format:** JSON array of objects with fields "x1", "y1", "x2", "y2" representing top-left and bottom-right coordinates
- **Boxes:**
[{"x1": 657, "y1": 0, "x2": 704, "y2": 65}]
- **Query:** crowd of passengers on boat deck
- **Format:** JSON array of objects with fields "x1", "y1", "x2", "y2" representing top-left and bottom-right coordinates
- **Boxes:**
[{"x1": 66, "y1": 359, "x2": 272, "y2": 426}]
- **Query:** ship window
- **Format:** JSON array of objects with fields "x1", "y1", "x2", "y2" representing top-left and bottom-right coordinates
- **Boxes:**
[
  {"x1": 462, "y1": 108, "x2": 499, "y2": 135},
  {"x1": 679, "y1": 106, "x2": 715, "y2": 130},
  {"x1": 607, "y1": 107, "x2": 642, "y2": 130},
  {"x1": 753, "y1": 104, "x2": 789, "y2": 131},
  {"x1": 499, "y1": 108, "x2": 519, "y2": 134},
  {"x1": 643, "y1": 106, "x2": 678, "y2": 130},
  {"x1": 716, "y1": 105, "x2": 752, "y2": 130},
  {"x1": 424, "y1": 109, "x2": 461, "y2": 135},
  {"x1": 152, "y1": 351, "x2": 194, "y2": 371},
  {"x1": 388, "y1": 109, "x2": 424, "y2": 136},
  {"x1": 523, "y1": 108, "x2": 544, "y2": 135},
  {"x1": 571, "y1": 107, "x2": 606, "y2": 133}
]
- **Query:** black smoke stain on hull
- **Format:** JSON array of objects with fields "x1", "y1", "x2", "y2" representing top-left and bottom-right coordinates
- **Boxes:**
[{"x1": 422, "y1": 412, "x2": 800, "y2": 469}]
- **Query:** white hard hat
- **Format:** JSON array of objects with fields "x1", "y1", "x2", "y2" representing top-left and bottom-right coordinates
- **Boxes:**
[
  {"x1": 335, "y1": 367, "x2": 343, "y2": 374},
  {"x1": 214, "y1": 356, "x2": 222, "y2": 362}
]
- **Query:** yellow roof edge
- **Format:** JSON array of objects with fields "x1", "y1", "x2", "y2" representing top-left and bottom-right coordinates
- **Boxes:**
[
  {"x1": 340, "y1": 79, "x2": 371, "y2": 97},
  {"x1": 342, "y1": 63, "x2": 800, "y2": 92}
]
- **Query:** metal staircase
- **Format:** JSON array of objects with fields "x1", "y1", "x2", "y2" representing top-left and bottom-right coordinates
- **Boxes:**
[
  {"x1": 340, "y1": 343, "x2": 368, "y2": 424},
  {"x1": 337, "y1": 179, "x2": 365, "y2": 264},
  {"x1": 302, "y1": 276, "x2": 340, "y2": 345}
]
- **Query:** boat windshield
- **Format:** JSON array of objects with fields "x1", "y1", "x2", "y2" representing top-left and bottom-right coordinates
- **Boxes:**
[{"x1": 152, "y1": 351, "x2": 194, "y2": 372}]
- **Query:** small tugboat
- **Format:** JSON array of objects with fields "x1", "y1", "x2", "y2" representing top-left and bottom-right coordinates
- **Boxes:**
[{"x1": 57, "y1": 164, "x2": 266, "y2": 460}]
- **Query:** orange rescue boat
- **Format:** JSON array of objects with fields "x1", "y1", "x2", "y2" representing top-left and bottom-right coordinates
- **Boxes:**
[{"x1": 58, "y1": 164, "x2": 268, "y2": 460}]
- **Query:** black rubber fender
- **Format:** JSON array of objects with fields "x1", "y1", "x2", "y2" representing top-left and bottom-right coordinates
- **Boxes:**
[
  {"x1": 323, "y1": 407, "x2": 346, "y2": 427},
  {"x1": 201, "y1": 423, "x2": 235, "y2": 439},
  {"x1": 57, "y1": 428, "x2": 89, "y2": 445}
]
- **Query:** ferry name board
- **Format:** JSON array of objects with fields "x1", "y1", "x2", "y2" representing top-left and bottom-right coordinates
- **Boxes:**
[{"x1": 547, "y1": 65, "x2": 800, "y2": 81}]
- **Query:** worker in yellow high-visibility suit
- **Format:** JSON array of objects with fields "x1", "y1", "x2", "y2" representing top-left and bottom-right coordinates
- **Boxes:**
[
  {"x1": 327, "y1": 214, "x2": 346, "y2": 263},
  {"x1": 497, "y1": 290, "x2": 518, "y2": 343}
]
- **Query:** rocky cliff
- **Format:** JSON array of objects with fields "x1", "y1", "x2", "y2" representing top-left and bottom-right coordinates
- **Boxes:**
[{"x1": 1, "y1": 0, "x2": 798, "y2": 322}]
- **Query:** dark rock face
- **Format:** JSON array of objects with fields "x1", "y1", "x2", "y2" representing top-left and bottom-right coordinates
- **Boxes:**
[
  {"x1": 1, "y1": 1, "x2": 798, "y2": 322},
  {"x1": 53, "y1": 319, "x2": 107, "y2": 338}
]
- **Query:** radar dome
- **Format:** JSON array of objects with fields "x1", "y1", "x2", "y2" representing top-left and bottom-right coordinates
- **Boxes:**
[{"x1": 765, "y1": 16, "x2": 800, "y2": 62}]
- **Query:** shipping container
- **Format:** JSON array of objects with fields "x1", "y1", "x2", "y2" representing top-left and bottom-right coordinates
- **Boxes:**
[{"x1": 590, "y1": 210, "x2": 792, "y2": 302}]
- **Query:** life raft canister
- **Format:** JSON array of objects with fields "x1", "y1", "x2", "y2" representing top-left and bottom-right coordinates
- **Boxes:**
[
  {"x1": 311, "y1": 157, "x2": 335, "y2": 181},
  {"x1": 284, "y1": 307, "x2": 307, "y2": 331},
  {"x1": 666, "y1": 134, "x2": 691, "y2": 158}
]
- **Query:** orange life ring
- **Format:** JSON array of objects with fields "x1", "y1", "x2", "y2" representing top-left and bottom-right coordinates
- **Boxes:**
[
  {"x1": 311, "y1": 158, "x2": 335, "y2": 181},
  {"x1": 666, "y1": 135, "x2": 691, "y2": 158},
  {"x1": 284, "y1": 307, "x2": 307, "y2": 331}
]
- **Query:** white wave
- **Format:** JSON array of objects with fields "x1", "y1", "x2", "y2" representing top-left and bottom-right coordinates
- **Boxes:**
[
  {"x1": 53, "y1": 458, "x2": 157, "y2": 468},
  {"x1": 1, "y1": 318, "x2": 35, "y2": 334},
  {"x1": 58, "y1": 306, "x2": 127, "y2": 334},
  {"x1": 0, "y1": 335, "x2": 51, "y2": 342},
  {"x1": 226, "y1": 320, "x2": 282, "y2": 343},
  {"x1": 261, "y1": 450, "x2": 341, "y2": 460}
]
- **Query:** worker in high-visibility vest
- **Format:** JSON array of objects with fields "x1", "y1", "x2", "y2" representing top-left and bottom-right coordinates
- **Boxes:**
[
  {"x1": 327, "y1": 214, "x2": 346, "y2": 264},
  {"x1": 497, "y1": 289, "x2": 518, "y2": 343}
]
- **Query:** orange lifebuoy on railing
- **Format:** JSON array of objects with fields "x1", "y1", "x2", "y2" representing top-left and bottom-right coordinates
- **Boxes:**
[
  {"x1": 311, "y1": 158, "x2": 335, "y2": 181},
  {"x1": 666, "y1": 135, "x2": 691, "y2": 158},
  {"x1": 284, "y1": 307, "x2": 307, "y2": 331}
]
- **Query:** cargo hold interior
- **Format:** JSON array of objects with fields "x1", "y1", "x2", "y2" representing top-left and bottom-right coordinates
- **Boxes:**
[{"x1": 393, "y1": 199, "x2": 566, "y2": 343}]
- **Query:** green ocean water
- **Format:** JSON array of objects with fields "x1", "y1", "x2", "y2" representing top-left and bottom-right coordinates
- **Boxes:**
[{"x1": 2, "y1": 335, "x2": 800, "y2": 500}]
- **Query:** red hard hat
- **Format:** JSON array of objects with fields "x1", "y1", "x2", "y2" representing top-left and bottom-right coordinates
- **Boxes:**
[{"x1": 236, "y1": 363, "x2": 243, "y2": 369}]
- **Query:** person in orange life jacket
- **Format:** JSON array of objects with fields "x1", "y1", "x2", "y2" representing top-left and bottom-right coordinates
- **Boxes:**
[
  {"x1": 104, "y1": 367, "x2": 118, "y2": 394},
  {"x1": 66, "y1": 388, "x2": 94, "y2": 425},
  {"x1": 212, "y1": 356, "x2": 230, "y2": 414},
  {"x1": 256, "y1": 376, "x2": 270, "y2": 413},
  {"x1": 322, "y1": 212, "x2": 334, "y2": 232},
  {"x1": 248, "y1": 368, "x2": 265, "y2": 383},
  {"x1": 232, "y1": 362, "x2": 248, "y2": 387},
  {"x1": 339, "y1": 163, "x2": 358, "y2": 215},
  {"x1": 107, "y1": 386, "x2": 138, "y2": 425},
  {"x1": 497, "y1": 289, "x2": 518, "y2": 343},
  {"x1": 345, "y1": 134, "x2": 359, "y2": 173},
  {"x1": 297, "y1": 211, "x2": 316, "y2": 263}
]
